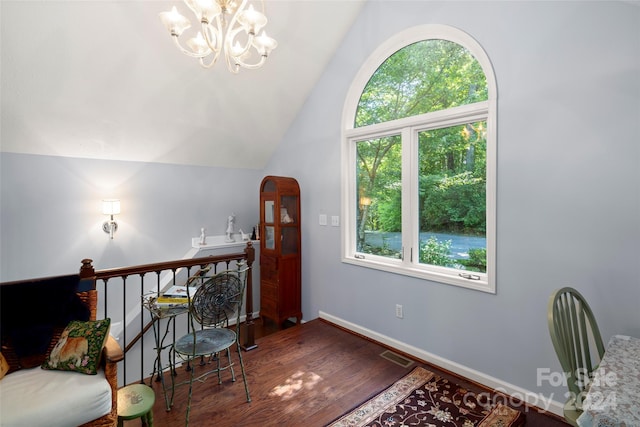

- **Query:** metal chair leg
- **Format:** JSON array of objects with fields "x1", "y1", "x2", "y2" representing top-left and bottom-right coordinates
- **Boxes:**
[
  {"x1": 227, "y1": 347, "x2": 236, "y2": 382},
  {"x1": 236, "y1": 343, "x2": 251, "y2": 402},
  {"x1": 185, "y1": 356, "x2": 195, "y2": 426}
]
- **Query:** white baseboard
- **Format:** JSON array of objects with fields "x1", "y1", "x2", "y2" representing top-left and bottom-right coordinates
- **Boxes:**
[{"x1": 318, "y1": 311, "x2": 564, "y2": 417}]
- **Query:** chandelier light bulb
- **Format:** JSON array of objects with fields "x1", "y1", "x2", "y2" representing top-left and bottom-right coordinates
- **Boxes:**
[
  {"x1": 230, "y1": 41, "x2": 246, "y2": 58},
  {"x1": 237, "y1": 5, "x2": 267, "y2": 34},
  {"x1": 160, "y1": 6, "x2": 191, "y2": 37},
  {"x1": 185, "y1": 0, "x2": 222, "y2": 22},
  {"x1": 187, "y1": 32, "x2": 212, "y2": 55},
  {"x1": 254, "y1": 30, "x2": 277, "y2": 55}
]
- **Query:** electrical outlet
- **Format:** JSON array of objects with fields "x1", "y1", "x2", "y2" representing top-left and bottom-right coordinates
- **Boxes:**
[
  {"x1": 331, "y1": 215, "x2": 340, "y2": 226},
  {"x1": 319, "y1": 214, "x2": 327, "y2": 226},
  {"x1": 395, "y1": 304, "x2": 403, "y2": 319}
]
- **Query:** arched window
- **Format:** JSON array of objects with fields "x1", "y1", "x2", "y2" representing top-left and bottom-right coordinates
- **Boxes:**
[{"x1": 341, "y1": 25, "x2": 497, "y2": 293}]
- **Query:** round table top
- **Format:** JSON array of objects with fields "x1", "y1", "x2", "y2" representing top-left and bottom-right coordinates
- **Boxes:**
[
  {"x1": 174, "y1": 328, "x2": 236, "y2": 357},
  {"x1": 117, "y1": 383, "x2": 155, "y2": 419}
]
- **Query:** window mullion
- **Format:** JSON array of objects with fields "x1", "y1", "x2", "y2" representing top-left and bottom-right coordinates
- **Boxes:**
[
  {"x1": 342, "y1": 136, "x2": 358, "y2": 258},
  {"x1": 401, "y1": 128, "x2": 414, "y2": 265}
]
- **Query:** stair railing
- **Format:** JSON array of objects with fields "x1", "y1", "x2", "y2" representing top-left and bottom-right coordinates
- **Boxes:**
[{"x1": 79, "y1": 242, "x2": 256, "y2": 386}]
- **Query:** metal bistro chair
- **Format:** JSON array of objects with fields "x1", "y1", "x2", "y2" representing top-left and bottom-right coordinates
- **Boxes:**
[
  {"x1": 547, "y1": 287, "x2": 605, "y2": 427},
  {"x1": 173, "y1": 263, "x2": 251, "y2": 426}
]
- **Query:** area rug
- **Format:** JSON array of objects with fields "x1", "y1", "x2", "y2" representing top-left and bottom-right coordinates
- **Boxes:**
[{"x1": 327, "y1": 367, "x2": 525, "y2": 427}]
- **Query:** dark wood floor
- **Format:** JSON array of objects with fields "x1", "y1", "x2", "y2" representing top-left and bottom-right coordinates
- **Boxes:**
[{"x1": 127, "y1": 319, "x2": 568, "y2": 426}]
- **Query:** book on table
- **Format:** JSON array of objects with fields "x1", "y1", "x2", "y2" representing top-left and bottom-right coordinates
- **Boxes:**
[
  {"x1": 162, "y1": 285, "x2": 193, "y2": 298},
  {"x1": 155, "y1": 285, "x2": 196, "y2": 307},
  {"x1": 155, "y1": 296, "x2": 189, "y2": 307}
]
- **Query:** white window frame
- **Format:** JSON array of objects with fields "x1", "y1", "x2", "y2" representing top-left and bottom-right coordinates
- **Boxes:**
[{"x1": 341, "y1": 25, "x2": 497, "y2": 293}]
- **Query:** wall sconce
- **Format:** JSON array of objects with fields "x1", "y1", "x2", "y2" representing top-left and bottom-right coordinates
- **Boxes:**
[{"x1": 102, "y1": 199, "x2": 120, "y2": 239}]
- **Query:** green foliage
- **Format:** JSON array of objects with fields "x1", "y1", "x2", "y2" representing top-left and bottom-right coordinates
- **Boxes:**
[
  {"x1": 419, "y1": 236, "x2": 455, "y2": 267},
  {"x1": 421, "y1": 172, "x2": 486, "y2": 233},
  {"x1": 458, "y1": 248, "x2": 487, "y2": 273},
  {"x1": 355, "y1": 40, "x2": 488, "y2": 127},
  {"x1": 361, "y1": 241, "x2": 401, "y2": 259},
  {"x1": 356, "y1": 136, "x2": 401, "y2": 245},
  {"x1": 418, "y1": 123, "x2": 486, "y2": 178},
  {"x1": 355, "y1": 37, "x2": 488, "y2": 250},
  {"x1": 377, "y1": 189, "x2": 401, "y2": 232}
]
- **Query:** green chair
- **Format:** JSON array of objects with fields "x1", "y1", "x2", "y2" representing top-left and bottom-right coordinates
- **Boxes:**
[
  {"x1": 547, "y1": 287, "x2": 605, "y2": 427},
  {"x1": 172, "y1": 264, "x2": 251, "y2": 426}
]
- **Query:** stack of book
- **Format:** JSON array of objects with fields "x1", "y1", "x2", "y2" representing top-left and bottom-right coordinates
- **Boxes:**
[{"x1": 155, "y1": 285, "x2": 194, "y2": 308}]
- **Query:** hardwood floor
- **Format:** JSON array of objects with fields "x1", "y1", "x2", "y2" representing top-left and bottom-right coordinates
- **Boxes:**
[{"x1": 127, "y1": 319, "x2": 569, "y2": 426}]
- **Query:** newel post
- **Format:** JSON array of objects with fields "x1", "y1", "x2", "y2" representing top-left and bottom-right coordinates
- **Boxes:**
[
  {"x1": 242, "y1": 241, "x2": 257, "y2": 351},
  {"x1": 80, "y1": 258, "x2": 95, "y2": 279},
  {"x1": 79, "y1": 259, "x2": 100, "y2": 318}
]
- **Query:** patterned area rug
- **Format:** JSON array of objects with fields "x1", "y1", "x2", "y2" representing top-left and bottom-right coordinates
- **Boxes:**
[{"x1": 327, "y1": 367, "x2": 525, "y2": 427}]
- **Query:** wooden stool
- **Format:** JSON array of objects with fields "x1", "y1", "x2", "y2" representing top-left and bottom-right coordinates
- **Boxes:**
[{"x1": 117, "y1": 384, "x2": 155, "y2": 427}]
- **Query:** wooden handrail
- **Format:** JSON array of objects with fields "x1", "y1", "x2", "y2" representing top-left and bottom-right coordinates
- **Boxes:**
[
  {"x1": 83, "y1": 250, "x2": 251, "y2": 281},
  {"x1": 82, "y1": 243, "x2": 254, "y2": 311}
]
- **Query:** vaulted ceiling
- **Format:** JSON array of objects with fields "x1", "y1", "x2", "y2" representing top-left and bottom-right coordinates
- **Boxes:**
[{"x1": 0, "y1": 0, "x2": 366, "y2": 169}]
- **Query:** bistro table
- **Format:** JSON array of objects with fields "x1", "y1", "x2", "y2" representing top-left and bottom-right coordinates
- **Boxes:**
[
  {"x1": 577, "y1": 334, "x2": 640, "y2": 427},
  {"x1": 142, "y1": 293, "x2": 189, "y2": 411}
]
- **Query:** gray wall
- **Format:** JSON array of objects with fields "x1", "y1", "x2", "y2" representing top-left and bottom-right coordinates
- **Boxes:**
[
  {"x1": 265, "y1": 0, "x2": 640, "y2": 410},
  {"x1": 1, "y1": 0, "x2": 639, "y2": 415},
  {"x1": 0, "y1": 153, "x2": 262, "y2": 280}
]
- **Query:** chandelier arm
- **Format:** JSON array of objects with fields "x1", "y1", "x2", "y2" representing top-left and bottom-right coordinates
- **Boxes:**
[
  {"x1": 223, "y1": 0, "x2": 256, "y2": 74},
  {"x1": 171, "y1": 36, "x2": 210, "y2": 58},
  {"x1": 225, "y1": 50, "x2": 267, "y2": 72},
  {"x1": 200, "y1": 56, "x2": 222, "y2": 69},
  {"x1": 223, "y1": 45, "x2": 242, "y2": 74},
  {"x1": 226, "y1": 0, "x2": 249, "y2": 32},
  {"x1": 199, "y1": 42, "x2": 224, "y2": 68},
  {"x1": 198, "y1": 19, "x2": 223, "y2": 67},
  {"x1": 201, "y1": 21, "x2": 220, "y2": 52},
  {"x1": 233, "y1": 53, "x2": 268, "y2": 70},
  {"x1": 225, "y1": 25, "x2": 257, "y2": 60},
  {"x1": 225, "y1": 56, "x2": 242, "y2": 74}
]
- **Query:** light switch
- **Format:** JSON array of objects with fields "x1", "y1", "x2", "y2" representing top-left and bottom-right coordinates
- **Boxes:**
[
  {"x1": 331, "y1": 215, "x2": 340, "y2": 226},
  {"x1": 319, "y1": 214, "x2": 327, "y2": 226}
]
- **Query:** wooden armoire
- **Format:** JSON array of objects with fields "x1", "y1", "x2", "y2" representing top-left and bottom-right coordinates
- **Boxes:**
[{"x1": 259, "y1": 176, "x2": 302, "y2": 327}]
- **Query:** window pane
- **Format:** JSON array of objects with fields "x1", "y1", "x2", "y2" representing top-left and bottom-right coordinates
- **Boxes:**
[
  {"x1": 418, "y1": 121, "x2": 487, "y2": 272},
  {"x1": 355, "y1": 40, "x2": 488, "y2": 128},
  {"x1": 281, "y1": 228, "x2": 298, "y2": 255},
  {"x1": 356, "y1": 135, "x2": 402, "y2": 259},
  {"x1": 265, "y1": 226, "x2": 275, "y2": 250}
]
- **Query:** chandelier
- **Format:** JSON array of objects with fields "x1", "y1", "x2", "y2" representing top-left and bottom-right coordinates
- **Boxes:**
[{"x1": 160, "y1": 0, "x2": 277, "y2": 73}]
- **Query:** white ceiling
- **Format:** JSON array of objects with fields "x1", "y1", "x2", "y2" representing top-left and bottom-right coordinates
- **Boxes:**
[{"x1": 0, "y1": 0, "x2": 366, "y2": 169}]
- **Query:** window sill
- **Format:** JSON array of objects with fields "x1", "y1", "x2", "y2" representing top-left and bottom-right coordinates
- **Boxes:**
[{"x1": 342, "y1": 255, "x2": 495, "y2": 294}]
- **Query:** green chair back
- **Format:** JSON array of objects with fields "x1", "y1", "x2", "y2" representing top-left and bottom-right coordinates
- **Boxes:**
[{"x1": 547, "y1": 287, "x2": 605, "y2": 426}]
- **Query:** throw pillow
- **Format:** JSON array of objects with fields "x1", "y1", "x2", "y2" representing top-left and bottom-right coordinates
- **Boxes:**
[
  {"x1": 41, "y1": 318, "x2": 111, "y2": 375},
  {"x1": 0, "y1": 352, "x2": 9, "y2": 380}
]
